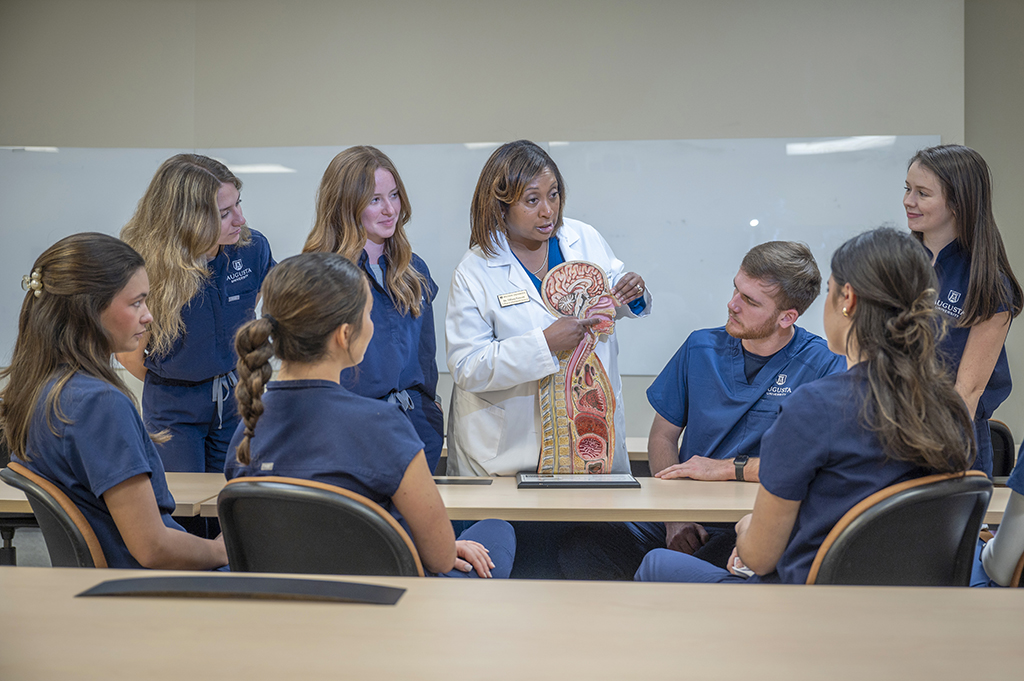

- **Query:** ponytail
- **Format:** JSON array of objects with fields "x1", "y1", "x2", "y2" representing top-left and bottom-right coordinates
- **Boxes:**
[
  {"x1": 233, "y1": 316, "x2": 275, "y2": 465},
  {"x1": 832, "y1": 228, "x2": 975, "y2": 472}
]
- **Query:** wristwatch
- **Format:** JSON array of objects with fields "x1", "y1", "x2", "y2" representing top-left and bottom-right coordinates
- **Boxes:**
[{"x1": 734, "y1": 455, "x2": 750, "y2": 482}]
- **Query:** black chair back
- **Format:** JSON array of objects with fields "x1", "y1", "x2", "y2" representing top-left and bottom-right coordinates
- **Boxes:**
[
  {"x1": 218, "y1": 477, "x2": 424, "y2": 577},
  {"x1": 989, "y1": 419, "x2": 1015, "y2": 478},
  {"x1": 0, "y1": 461, "x2": 107, "y2": 568},
  {"x1": 807, "y1": 471, "x2": 992, "y2": 586}
]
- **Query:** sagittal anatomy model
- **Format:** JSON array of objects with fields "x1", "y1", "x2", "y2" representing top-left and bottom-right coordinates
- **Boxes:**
[{"x1": 537, "y1": 261, "x2": 619, "y2": 474}]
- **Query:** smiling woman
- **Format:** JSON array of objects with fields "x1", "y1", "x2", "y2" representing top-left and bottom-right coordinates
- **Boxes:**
[{"x1": 302, "y1": 146, "x2": 445, "y2": 473}]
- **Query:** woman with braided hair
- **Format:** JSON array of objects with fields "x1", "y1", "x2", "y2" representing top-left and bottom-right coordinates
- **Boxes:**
[
  {"x1": 1, "y1": 233, "x2": 227, "y2": 569},
  {"x1": 225, "y1": 252, "x2": 514, "y2": 578},
  {"x1": 637, "y1": 228, "x2": 975, "y2": 584}
]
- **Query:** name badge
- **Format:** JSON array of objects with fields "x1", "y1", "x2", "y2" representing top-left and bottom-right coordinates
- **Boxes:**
[
  {"x1": 228, "y1": 295, "x2": 240, "y2": 302},
  {"x1": 498, "y1": 290, "x2": 530, "y2": 307}
]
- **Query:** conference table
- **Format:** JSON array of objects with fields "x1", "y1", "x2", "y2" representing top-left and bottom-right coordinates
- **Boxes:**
[
  {"x1": 0, "y1": 472, "x2": 228, "y2": 518},
  {"x1": 2, "y1": 470, "x2": 1013, "y2": 524},
  {"x1": 1, "y1": 566, "x2": 1021, "y2": 680},
  {"x1": 196, "y1": 474, "x2": 1014, "y2": 524}
]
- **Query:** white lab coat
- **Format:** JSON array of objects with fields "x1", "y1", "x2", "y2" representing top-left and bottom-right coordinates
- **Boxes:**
[{"x1": 445, "y1": 218, "x2": 652, "y2": 476}]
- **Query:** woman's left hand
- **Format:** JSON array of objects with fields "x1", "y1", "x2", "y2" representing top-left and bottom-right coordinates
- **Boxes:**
[
  {"x1": 454, "y1": 540, "x2": 495, "y2": 578},
  {"x1": 612, "y1": 271, "x2": 647, "y2": 306}
]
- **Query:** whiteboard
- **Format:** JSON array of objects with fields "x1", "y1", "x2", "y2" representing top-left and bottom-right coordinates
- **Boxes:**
[{"x1": 0, "y1": 135, "x2": 939, "y2": 374}]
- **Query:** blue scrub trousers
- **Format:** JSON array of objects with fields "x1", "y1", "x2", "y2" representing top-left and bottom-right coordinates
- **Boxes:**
[
  {"x1": 435, "y1": 519, "x2": 516, "y2": 579},
  {"x1": 635, "y1": 549, "x2": 748, "y2": 583},
  {"x1": 972, "y1": 416, "x2": 993, "y2": 478},
  {"x1": 406, "y1": 390, "x2": 445, "y2": 475},
  {"x1": 143, "y1": 376, "x2": 239, "y2": 474}
]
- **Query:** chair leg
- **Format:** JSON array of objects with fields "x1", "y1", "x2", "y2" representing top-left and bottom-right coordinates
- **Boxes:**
[{"x1": 0, "y1": 527, "x2": 17, "y2": 566}]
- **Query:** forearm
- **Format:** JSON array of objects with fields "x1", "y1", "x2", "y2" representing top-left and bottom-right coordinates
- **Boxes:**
[
  {"x1": 981, "y1": 491, "x2": 1024, "y2": 586},
  {"x1": 136, "y1": 529, "x2": 227, "y2": 570}
]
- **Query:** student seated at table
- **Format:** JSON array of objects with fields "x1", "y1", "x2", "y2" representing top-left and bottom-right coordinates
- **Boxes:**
[
  {"x1": 636, "y1": 228, "x2": 975, "y2": 584},
  {"x1": 225, "y1": 252, "x2": 515, "y2": 578},
  {"x1": 563, "y1": 242, "x2": 844, "y2": 578},
  {"x1": 0, "y1": 233, "x2": 228, "y2": 570},
  {"x1": 972, "y1": 446, "x2": 1024, "y2": 587}
]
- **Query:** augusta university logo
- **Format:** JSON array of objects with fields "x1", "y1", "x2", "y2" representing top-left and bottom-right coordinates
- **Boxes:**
[
  {"x1": 948, "y1": 290, "x2": 962, "y2": 304},
  {"x1": 767, "y1": 373, "x2": 791, "y2": 397},
  {"x1": 232, "y1": 259, "x2": 243, "y2": 271}
]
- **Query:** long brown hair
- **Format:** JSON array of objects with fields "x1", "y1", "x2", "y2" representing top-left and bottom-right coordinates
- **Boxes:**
[
  {"x1": 908, "y1": 144, "x2": 1022, "y2": 326},
  {"x1": 303, "y1": 146, "x2": 426, "y2": 316},
  {"x1": 0, "y1": 233, "x2": 146, "y2": 460},
  {"x1": 470, "y1": 140, "x2": 567, "y2": 258},
  {"x1": 121, "y1": 154, "x2": 251, "y2": 356},
  {"x1": 831, "y1": 228, "x2": 975, "y2": 472},
  {"x1": 234, "y1": 253, "x2": 369, "y2": 464}
]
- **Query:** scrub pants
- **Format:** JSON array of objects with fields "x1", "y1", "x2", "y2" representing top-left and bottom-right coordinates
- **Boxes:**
[
  {"x1": 435, "y1": 519, "x2": 516, "y2": 579},
  {"x1": 634, "y1": 548, "x2": 748, "y2": 583},
  {"x1": 143, "y1": 376, "x2": 239, "y2": 474},
  {"x1": 405, "y1": 390, "x2": 445, "y2": 475},
  {"x1": 557, "y1": 521, "x2": 739, "y2": 580}
]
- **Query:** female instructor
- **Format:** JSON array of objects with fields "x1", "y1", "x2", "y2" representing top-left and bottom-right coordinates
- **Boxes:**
[{"x1": 445, "y1": 140, "x2": 650, "y2": 477}]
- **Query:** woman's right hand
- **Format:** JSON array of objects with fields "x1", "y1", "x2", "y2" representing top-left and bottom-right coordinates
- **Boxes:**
[
  {"x1": 454, "y1": 540, "x2": 495, "y2": 578},
  {"x1": 543, "y1": 316, "x2": 601, "y2": 353}
]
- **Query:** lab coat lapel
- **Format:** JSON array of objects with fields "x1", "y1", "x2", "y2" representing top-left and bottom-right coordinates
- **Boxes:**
[{"x1": 487, "y1": 232, "x2": 547, "y2": 309}]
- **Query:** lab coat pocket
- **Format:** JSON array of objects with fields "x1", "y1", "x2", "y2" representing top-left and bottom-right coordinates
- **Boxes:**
[{"x1": 451, "y1": 390, "x2": 507, "y2": 466}]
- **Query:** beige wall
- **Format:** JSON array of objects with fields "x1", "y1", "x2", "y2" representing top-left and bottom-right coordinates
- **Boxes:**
[
  {"x1": 1, "y1": 0, "x2": 964, "y2": 147},
  {"x1": 11, "y1": 0, "x2": 1018, "y2": 440},
  {"x1": 965, "y1": 0, "x2": 1024, "y2": 441}
]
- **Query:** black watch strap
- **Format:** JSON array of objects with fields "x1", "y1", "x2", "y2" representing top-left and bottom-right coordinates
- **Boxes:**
[{"x1": 734, "y1": 455, "x2": 749, "y2": 482}]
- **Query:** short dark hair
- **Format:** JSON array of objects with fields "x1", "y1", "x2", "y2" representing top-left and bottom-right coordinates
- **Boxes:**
[{"x1": 740, "y1": 241, "x2": 821, "y2": 315}]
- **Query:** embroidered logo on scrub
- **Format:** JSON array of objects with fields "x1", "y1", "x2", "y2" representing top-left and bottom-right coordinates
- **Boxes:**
[
  {"x1": 948, "y1": 290, "x2": 961, "y2": 303},
  {"x1": 766, "y1": 373, "x2": 792, "y2": 397},
  {"x1": 227, "y1": 258, "x2": 253, "y2": 285}
]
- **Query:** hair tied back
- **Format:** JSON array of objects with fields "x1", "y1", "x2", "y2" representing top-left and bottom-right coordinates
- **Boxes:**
[{"x1": 261, "y1": 313, "x2": 278, "y2": 331}]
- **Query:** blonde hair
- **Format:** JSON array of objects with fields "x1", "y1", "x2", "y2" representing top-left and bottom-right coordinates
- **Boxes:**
[
  {"x1": 120, "y1": 154, "x2": 251, "y2": 356},
  {"x1": 303, "y1": 146, "x2": 426, "y2": 316},
  {"x1": 1, "y1": 234, "x2": 147, "y2": 460},
  {"x1": 470, "y1": 140, "x2": 567, "y2": 258}
]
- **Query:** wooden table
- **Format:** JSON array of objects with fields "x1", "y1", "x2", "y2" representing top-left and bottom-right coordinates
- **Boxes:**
[
  {"x1": 198, "y1": 476, "x2": 1013, "y2": 524},
  {"x1": 1, "y1": 566, "x2": 1022, "y2": 680},
  {"x1": 0, "y1": 472, "x2": 225, "y2": 518}
]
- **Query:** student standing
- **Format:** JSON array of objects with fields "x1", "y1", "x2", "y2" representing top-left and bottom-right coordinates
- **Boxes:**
[
  {"x1": 118, "y1": 155, "x2": 275, "y2": 475},
  {"x1": 904, "y1": 145, "x2": 1023, "y2": 476},
  {"x1": 303, "y1": 147, "x2": 444, "y2": 473}
]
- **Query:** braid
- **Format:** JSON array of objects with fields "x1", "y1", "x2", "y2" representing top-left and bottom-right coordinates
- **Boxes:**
[{"x1": 233, "y1": 317, "x2": 275, "y2": 465}]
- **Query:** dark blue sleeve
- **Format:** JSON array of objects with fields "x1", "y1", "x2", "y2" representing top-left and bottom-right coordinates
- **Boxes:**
[
  {"x1": 646, "y1": 341, "x2": 689, "y2": 428},
  {"x1": 64, "y1": 387, "x2": 158, "y2": 499}
]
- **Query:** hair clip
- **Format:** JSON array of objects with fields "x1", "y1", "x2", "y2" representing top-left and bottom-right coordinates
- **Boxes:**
[{"x1": 21, "y1": 269, "x2": 43, "y2": 298}]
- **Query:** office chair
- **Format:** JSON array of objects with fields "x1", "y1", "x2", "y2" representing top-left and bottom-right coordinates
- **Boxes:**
[
  {"x1": 989, "y1": 419, "x2": 1015, "y2": 478},
  {"x1": 0, "y1": 461, "x2": 107, "y2": 568},
  {"x1": 218, "y1": 476, "x2": 425, "y2": 576},
  {"x1": 806, "y1": 471, "x2": 992, "y2": 586}
]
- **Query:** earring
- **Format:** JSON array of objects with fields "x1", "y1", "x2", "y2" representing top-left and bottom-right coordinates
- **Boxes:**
[{"x1": 842, "y1": 307, "x2": 849, "y2": 318}]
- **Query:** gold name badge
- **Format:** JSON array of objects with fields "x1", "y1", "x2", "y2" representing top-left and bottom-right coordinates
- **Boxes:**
[{"x1": 498, "y1": 290, "x2": 531, "y2": 307}]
